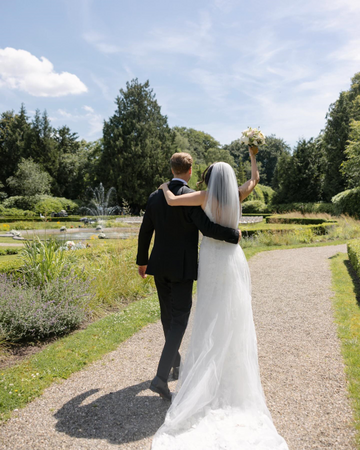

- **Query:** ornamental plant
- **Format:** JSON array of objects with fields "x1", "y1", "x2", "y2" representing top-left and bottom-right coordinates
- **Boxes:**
[
  {"x1": 20, "y1": 237, "x2": 78, "y2": 288},
  {"x1": 0, "y1": 273, "x2": 92, "y2": 342}
]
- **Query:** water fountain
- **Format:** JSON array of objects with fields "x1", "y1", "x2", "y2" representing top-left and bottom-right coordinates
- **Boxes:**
[{"x1": 82, "y1": 183, "x2": 120, "y2": 218}]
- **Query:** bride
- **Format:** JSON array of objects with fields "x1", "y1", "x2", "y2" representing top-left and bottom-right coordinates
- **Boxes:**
[{"x1": 151, "y1": 147, "x2": 288, "y2": 449}]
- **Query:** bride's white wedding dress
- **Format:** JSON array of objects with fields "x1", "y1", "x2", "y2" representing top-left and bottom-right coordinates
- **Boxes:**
[{"x1": 152, "y1": 163, "x2": 288, "y2": 450}]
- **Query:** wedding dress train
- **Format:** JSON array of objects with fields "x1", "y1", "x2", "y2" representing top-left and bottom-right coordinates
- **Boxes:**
[{"x1": 152, "y1": 163, "x2": 288, "y2": 449}]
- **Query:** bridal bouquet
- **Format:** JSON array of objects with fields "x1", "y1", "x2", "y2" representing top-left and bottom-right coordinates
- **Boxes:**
[{"x1": 240, "y1": 127, "x2": 266, "y2": 147}]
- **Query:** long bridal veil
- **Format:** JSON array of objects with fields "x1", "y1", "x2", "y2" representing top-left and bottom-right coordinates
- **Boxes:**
[{"x1": 152, "y1": 163, "x2": 288, "y2": 449}]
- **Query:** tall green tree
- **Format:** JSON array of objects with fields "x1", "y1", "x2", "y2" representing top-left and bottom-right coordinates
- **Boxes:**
[
  {"x1": 0, "y1": 105, "x2": 31, "y2": 193},
  {"x1": 258, "y1": 135, "x2": 291, "y2": 186},
  {"x1": 173, "y1": 127, "x2": 222, "y2": 164},
  {"x1": 322, "y1": 72, "x2": 360, "y2": 199},
  {"x1": 56, "y1": 139, "x2": 102, "y2": 200},
  {"x1": 224, "y1": 135, "x2": 290, "y2": 187},
  {"x1": 204, "y1": 148, "x2": 235, "y2": 167},
  {"x1": 28, "y1": 110, "x2": 59, "y2": 180},
  {"x1": 322, "y1": 91, "x2": 350, "y2": 200},
  {"x1": 272, "y1": 138, "x2": 325, "y2": 203},
  {"x1": 98, "y1": 79, "x2": 176, "y2": 208},
  {"x1": 6, "y1": 157, "x2": 51, "y2": 197},
  {"x1": 341, "y1": 120, "x2": 360, "y2": 187}
]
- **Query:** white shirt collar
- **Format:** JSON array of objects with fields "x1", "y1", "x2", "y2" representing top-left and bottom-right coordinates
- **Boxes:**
[{"x1": 172, "y1": 178, "x2": 187, "y2": 184}]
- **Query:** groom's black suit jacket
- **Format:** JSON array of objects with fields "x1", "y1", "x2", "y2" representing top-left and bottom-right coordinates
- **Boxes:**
[{"x1": 136, "y1": 180, "x2": 239, "y2": 280}]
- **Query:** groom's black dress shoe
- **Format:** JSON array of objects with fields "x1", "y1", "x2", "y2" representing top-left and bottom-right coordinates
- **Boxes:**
[
  {"x1": 171, "y1": 366, "x2": 179, "y2": 380},
  {"x1": 150, "y1": 376, "x2": 172, "y2": 401}
]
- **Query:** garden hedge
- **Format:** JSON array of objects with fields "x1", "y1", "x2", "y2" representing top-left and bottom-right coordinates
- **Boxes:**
[
  {"x1": 269, "y1": 202, "x2": 337, "y2": 215},
  {"x1": 348, "y1": 239, "x2": 360, "y2": 280},
  {"x1": 266, "y1": 216, "x2": 338, "y2": 225},
  {"x1": 0, "y1": 216, "x2": 82, "y2": 223},
  {"x1": 240, "y1": 223, "x2": 336, "y2": 238}
]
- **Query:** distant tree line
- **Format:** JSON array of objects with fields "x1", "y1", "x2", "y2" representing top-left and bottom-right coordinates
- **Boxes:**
[{"x1": 0, "y1": 74, "x2": 359, "y2": 211}]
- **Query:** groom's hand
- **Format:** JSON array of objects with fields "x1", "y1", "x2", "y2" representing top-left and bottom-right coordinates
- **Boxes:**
[
  {"x1": 138, "y1": 265, "x2": 148, "y2": 278},
  {"x1": 238, "y1": 229, "x2": 242, "y2": 242}
]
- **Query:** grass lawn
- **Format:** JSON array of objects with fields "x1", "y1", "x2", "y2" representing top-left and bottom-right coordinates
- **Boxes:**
[
  {"x1": 330, "y1": 252, "x2": 360, "y2": 446},
  {"x1": 0, "y1": 237, "x2": 23, "y2": 245}
]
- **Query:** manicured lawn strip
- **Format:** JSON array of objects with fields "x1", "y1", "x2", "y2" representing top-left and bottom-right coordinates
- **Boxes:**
[
  {"x1": 241, "y1": 238, "x2": 349, "y2": 260},
  {"x1": 330, "y1": 253, "x2": 360, "y2": 446},
  {"x1": 0, "y1": 238, "x2": 352, "y2": 424},
  {"x1": 0, "y1": 238, "x2": 23, "y2": 244},
  {"x1": 0, "y1": 292, "x2": 160, "y2": 422}
]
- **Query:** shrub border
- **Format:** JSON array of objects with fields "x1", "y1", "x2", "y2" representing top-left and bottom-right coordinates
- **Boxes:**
[{"x1": 348, "y1": 240, "x2": 360, "y2": 279}]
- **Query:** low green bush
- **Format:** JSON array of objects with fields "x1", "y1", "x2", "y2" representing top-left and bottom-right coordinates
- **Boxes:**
[
  {"x1": 0, "y1": 249, "x2": 20, "y2": 256},
  {"x1": 0, "y1": 273, "x2": 92, "y2": 342},
  {"x1": 0, "y1": 205, "x2": 35, "y2": 217},
  {"x1": 332, "y1": 187, "x2": 360, "y2": 219},
  {"x1": 244, "y1": 185, "x2": 265, "y2": 203},
  {"x1": 0, "y1": 258, "x2": 22, "y2": 276},
  {"x1": 348, "y1": 240, "x2": 360, "y2": 279},
  {"x1": 33, "y1": 196, "x2": 79, "y2": 216},
  {"x1": 266, "y1": 215, "x2": 337, "y2": 225},
  {"x1": 242, "y1": 184, "x2": 275, "y2": 205},
  {"x1": 242, "y1": 200, "x2": 269, "y2": 214},
  {"x1": 270, "y1": 202, "x2": 337, "y2": 215},
  {"x1": 3, "y1": 196, "x2": 79, "y2": 216},
  {"x1": 259, "y1": 185, "x2": 275, "y2": 204}
]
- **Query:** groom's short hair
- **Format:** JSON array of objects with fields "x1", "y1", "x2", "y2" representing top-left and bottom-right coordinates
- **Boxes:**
[{"x1": 170, "y1": 152, "x2": 193, "y2": 175}]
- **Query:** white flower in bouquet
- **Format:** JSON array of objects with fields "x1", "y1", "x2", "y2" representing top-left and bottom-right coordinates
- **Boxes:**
[{"x1": 240, "y1": 127, "x2": 266, "y2": 147}]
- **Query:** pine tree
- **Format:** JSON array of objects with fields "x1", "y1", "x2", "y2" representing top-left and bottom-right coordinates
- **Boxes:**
[
  {"x1": 237, "y1": 159, "x2": 246, "y2": 186},
  {"x1": 98, "y1": 79, "x2": 176, "y2": 208},
  {"x1": 0, "y1": 105, "x2": 31, "y2": 193}
]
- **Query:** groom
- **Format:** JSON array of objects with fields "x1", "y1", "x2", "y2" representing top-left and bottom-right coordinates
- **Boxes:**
[{"x1": 136, "y1": 152, "x2": 240, "y2": 400}]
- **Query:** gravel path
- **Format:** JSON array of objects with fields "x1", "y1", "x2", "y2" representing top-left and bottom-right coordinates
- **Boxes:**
[{"x1": 0, "y1": 244, "x2": 356, "y2": 449}]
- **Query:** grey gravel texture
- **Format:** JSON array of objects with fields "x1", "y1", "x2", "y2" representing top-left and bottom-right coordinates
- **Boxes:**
[{"x1": 0, "y1": 244, "x2": 356, "y2": 449}]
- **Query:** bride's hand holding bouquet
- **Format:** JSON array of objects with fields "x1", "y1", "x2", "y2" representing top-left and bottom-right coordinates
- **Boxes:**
[{"x1": 240, "y1": 127, "x2": 265, "y2": 156}]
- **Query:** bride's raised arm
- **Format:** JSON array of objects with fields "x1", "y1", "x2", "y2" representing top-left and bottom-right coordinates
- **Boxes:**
[
  {"x1": 238, "y1": 146, "x2": 260, "y2": 202},
  {"x1": 159, "y1": 183, "x2": 207, "y2": 208}
]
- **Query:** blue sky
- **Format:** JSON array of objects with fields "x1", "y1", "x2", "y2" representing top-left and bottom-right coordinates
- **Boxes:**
[{"x1": 1, "y1": 0, "x2": 359, "y2": 149}]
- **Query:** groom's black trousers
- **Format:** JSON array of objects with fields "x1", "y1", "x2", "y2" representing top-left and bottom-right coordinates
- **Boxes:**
[{"x1": 154, "y1": 276, "x2": 193, "y2": 382}]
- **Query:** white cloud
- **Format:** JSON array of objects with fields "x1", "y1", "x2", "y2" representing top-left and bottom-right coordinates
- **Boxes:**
[
  {"x1": 125, "y1": 11, "x2": 215, "y2": 62},
  {"x1": 55, "y1": 106, "x2": 103, "y2": 136},
  {"x1": 83, "y1": 105, "x2": 95, "y2": 113},
  {"x1": 331, "y1": 39, "x2": 360, "y2": 62},
  {"x1": 0, "y1": 48, "x2": 87, "y2": 97},
  {"x1": 83, "y1": 31, "x2": 120, "y2": 54}
]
